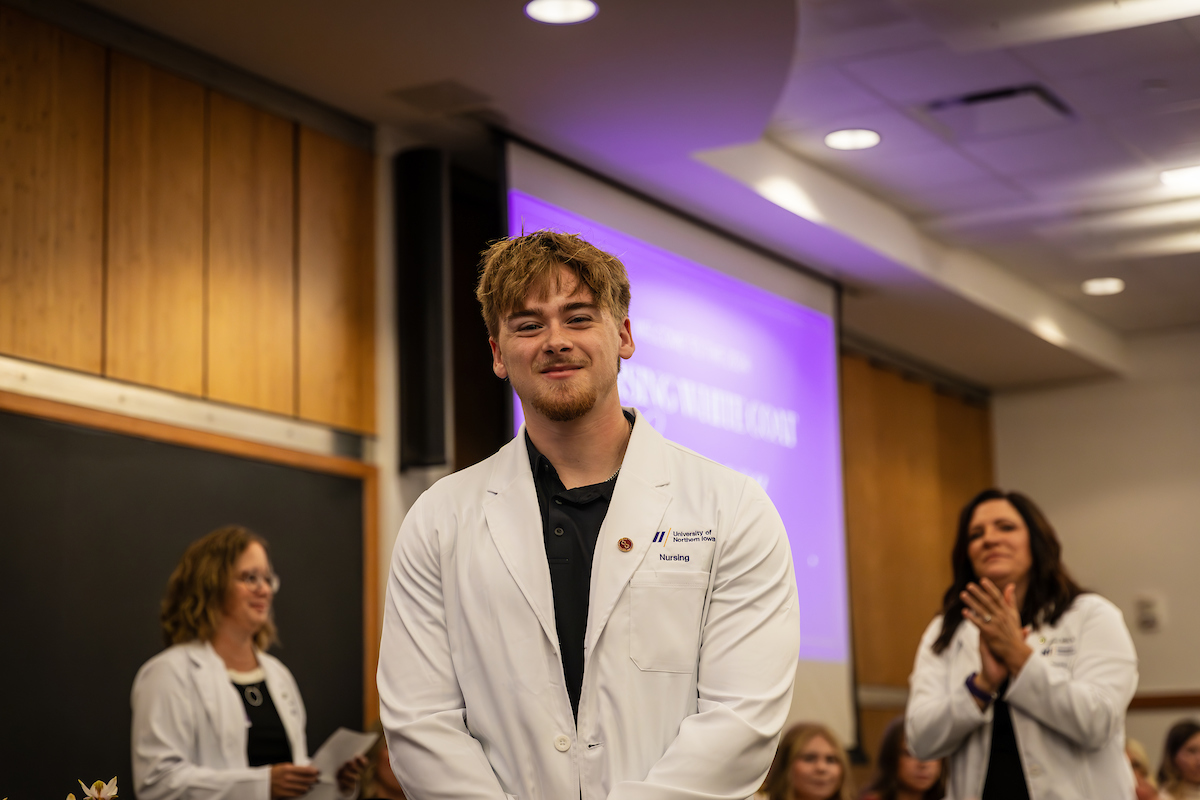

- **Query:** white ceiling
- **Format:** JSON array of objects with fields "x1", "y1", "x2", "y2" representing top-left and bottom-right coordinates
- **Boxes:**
[
  {"x1": 774, "y1": 0, "x2": 1200, "y2": 338},
  {"x1": 67, "y1": 0, "x2": 1200, "y2": 389}
]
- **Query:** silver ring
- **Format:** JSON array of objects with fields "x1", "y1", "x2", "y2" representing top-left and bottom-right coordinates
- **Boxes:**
[{"x1": 983, "y1": 614, "x2": 992, "y2": 623}]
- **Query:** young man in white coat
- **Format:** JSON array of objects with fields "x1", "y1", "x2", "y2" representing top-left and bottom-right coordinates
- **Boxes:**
[{"x1": 377, "y1": 231, "x2": 801, "y2": 800}]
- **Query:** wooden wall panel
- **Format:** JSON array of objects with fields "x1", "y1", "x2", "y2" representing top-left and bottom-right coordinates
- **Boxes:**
[
  {"x1": 851, "y1": 705, "x2": 906, "y2": 790},
  {"x1": 935, "y1": 391, "x2": 994, "y2": 538},
  {"x1": 207, "y1": 92, "x2": 295, "y2": 415},
  {"x1": 842, "y1": 354, "x2": 993, "y2": 689},
  {"x1": 106, "y1": 54, "x2": 205, "y2": 395},
  {"x1": 297, "y1": 126, "x2": 375, "y2": 432},
  {"x1": 0, "y1": 7, "x2": 105, "y2": 373}
]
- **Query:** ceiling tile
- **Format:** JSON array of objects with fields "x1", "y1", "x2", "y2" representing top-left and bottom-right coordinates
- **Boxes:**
[
  {"x1": 1107, "y1": 106, "x2": 1200, "y2": 167},
  {"x1": 962, "y1": 123, "x2": 1140, "y2": 180},
  {"x1": 913, "y1": 178, "x2": 1030, "y2": 218},
  {"x1": 1051, "y1": 56, "x2": 1200, "y2": 120},
  {"x1": 841, "y1": 44, "x2": 1042, "y2": 106},
  {"x1": 842, "y1": 147, "x2": 994, "y2": 190},
  {"x1": 1014, "y1": 19, "x2": 1199, "y2": 79},
  {"x1": 772, "y1": 64, "x2": 887, "y2": 124},
  {"x1": 1013, "y1": 162, "x2": 1160, "y2": 205}
]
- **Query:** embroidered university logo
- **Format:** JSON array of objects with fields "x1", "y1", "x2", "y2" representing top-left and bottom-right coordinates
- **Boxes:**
[{"x1": 652, "y1": 529, "x2": 670, "y2": 544}]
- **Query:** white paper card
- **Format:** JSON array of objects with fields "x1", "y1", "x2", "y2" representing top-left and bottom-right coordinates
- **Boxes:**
[{"x1": 310, "y1": 727, "x2": 379, "y2": 781}]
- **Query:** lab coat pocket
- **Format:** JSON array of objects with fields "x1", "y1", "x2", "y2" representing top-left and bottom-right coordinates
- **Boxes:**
[{"x1": 629, "y1": 571, "x2": 710, "y2": 673}]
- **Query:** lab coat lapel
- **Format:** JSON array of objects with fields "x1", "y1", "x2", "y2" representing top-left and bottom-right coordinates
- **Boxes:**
[
  {"x1": 585, "y1": 411, "x2": 671, "y2": 656},
  {"x1": 483, "y1": 432, "x2": 560, "y2": 654},
  {"x1": 190, "y1": 641, "x2": 242, "y2": 763}
]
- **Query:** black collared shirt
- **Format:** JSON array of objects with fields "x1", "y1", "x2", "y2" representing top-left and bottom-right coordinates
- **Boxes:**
[{"x1": 525, "y1": 413, "x2": 631, "y2": 721}]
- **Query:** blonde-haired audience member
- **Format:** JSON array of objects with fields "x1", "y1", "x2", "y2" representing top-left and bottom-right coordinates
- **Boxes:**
[
  {"x1": 1158, "y1": 720, "x2": 1200, "y2": 800},
  {"x1": 1126, "y1": 738, "x2": 1156, "y2": 800},
  {"x1": 859, "y1": 716, "x2": 944, "y2": 800},
  {"x1": 758, "y1": 722, "x2": 855, "y2": 800}
]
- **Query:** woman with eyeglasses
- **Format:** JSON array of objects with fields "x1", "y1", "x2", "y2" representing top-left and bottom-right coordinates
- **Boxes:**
[{"x1": 131, "y1": 525, "x2": 367, "y2": 800}]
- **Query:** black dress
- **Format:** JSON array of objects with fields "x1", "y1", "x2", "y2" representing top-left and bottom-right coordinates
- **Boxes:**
[{"x1": 231, "y1": 672, "x2": 293, "y2": 767}]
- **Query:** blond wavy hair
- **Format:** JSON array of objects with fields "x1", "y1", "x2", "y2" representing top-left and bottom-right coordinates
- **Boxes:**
[
  {"x1": 759, "y1": 722, "x2": 855, "y2": 800},
  {"x1": 475, "y1": 230, "x2": 631, "y2": 340},
  {"x1": 160, "y1": 524, "x2": 277, "y2": 650}
]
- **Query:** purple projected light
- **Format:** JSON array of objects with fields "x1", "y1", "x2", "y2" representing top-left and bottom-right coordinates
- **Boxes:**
[{"x1": 508, "y1": 190, "x2": 847, "y2": 662}]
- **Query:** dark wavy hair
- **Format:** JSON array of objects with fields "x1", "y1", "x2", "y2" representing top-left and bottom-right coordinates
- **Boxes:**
[
  {"x1": 932, "y1": 489, "x2": 1084, "y2": 654},
  {"x1": 860, "y1": 716, "x2": 945, "y2": 800},
  {"x1": 160, "y1": 524, "x2": 278, "y2": 650},
  {"x1": 1158, "y1": 719, "x2": 1200, "y2": 796},
  {"x1": 760, "y1": 722, "x2": 854, "y2": 800}
]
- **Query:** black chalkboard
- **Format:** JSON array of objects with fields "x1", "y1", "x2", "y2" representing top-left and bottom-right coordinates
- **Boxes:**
[{"x1": 0, "y1": 409, "x2": 365, "y2": 798}]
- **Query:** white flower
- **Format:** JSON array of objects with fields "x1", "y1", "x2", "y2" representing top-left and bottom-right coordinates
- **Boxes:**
[{"x1": 78, "y1": 778, "x2": 118, "y2": 800}]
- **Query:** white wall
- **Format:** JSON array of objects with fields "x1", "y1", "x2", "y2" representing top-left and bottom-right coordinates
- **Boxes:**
[{"x1": 993, "y1": 325, "x2": 1200, "y2": 771}]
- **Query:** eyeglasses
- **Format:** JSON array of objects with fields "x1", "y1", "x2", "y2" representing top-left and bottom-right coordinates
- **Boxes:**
[{"x1": 235, "y1": 570, "x2": 280, "y2": 593}]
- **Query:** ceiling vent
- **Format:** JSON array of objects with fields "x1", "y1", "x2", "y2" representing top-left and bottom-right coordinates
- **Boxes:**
[
  {"x1": 918, "y1": 84, "x2": 1073, "y2": 141},
  {"x1": 389, "y1": 80, "x2": 492, "y2": 116},
  {"x1": 893, "y1": 0, "x2": 1200, "y2": 52}
]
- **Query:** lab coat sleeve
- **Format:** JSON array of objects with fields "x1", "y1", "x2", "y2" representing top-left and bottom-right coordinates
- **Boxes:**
[
  {"x1": 607, "y1": 479, "x2": 801, "y2": 800},
  {"x1": 1003, "y1": 595, "x2": 1138, "y2": 750},
  {"x1": 905, "y1": 618, "x2": 992, "y2": 761},
  {"x1": 131, "y1": 657, "x2": 270, "y2": 800},
  {"x1": 377, "y1": 493, "x2": 509, "y2": 800}
]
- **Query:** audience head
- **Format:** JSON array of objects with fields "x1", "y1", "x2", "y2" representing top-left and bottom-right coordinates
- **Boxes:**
[
  {"x1": 861, "y1": 716, "x2": 944, "y2": 800},
  {"x1": 760, "y1": 722, "x2": 853, "y2": 800},
  {"x1": 160, "y1": 524, "x2": 278, "y2": 650},
  {"x1": 1127, "y1": 738, "x2": 1154, "y2": 786},
  {"x1": 475, "y1": 230, "x2": 631, "y2": 340},
  {"x1": 934, "y1": 488, "x2": 1084, "y2": 653},
  {"x1": 1159, "y1": 719, "x2": 1200, "y2": 794}
]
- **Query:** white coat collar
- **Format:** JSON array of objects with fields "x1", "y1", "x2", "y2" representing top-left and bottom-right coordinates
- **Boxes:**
[
  {"x1": 185, "y1": 640, "x2": 231, "y2": 742},
  {"x1": 482, "y1": 407, "x2": 673, "y2": 657}
]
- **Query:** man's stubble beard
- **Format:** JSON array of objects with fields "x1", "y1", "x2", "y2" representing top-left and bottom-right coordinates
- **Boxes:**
[
  {"x1": 530, "y1": 380, "x2": 599, "y2": 422},
  {"x1": 526, "y1": 357, "x2": 621, "y2": 423}
]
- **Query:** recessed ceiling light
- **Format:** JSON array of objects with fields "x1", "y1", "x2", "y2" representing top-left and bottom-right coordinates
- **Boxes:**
[
  {"x1": 1160, "y1": 165, "x2": 1200, "y2": 188},
  {"x1": 1082, "y1": 277, "x2": 1125, "y2": 296},
  {"x1": 525, "y1": 0, "x2": 597, "y2": 24},
  {"x1": 824, "y1": 129, "x2": 881, "y2": 151}
]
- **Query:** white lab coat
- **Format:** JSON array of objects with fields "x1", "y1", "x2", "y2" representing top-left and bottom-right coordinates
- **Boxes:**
[
  {"x1": 131, "y1": 640, "x2": 316, "y2": 800},
  {"x1": 906, "y1": 593, "x2": 1138, "y2": 800},
  {"x1": 378, "y1": 409, "x2": 800, "y2": 800}
]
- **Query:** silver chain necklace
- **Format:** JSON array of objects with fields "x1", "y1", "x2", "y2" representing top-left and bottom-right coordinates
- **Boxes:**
[{"x1": 605, "y1": 417, "x2": 635, "y2": 483}]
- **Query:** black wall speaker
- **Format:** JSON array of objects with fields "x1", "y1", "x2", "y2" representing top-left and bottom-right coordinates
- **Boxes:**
[
  {"x1": 394, "y1": 144, "x2": 509, "y2": 471},
  {"x1": 395, "y1": 148, "x2": 448, "y2": 469}
]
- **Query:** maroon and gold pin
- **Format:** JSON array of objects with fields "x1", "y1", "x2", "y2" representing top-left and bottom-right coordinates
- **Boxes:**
[{"x1": 617, "y1": 537, "x2": 633, "y2": 552}]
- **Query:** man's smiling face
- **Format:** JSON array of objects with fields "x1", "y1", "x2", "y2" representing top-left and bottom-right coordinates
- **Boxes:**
[{"x1": 489, "y1": 264, "x2": 634, "y2": 423}]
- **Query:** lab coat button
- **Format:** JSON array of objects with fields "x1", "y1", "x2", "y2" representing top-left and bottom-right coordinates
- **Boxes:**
[
  {"x1": 554, "y1": 734, "x2": 571, "y2": 752},
  {"x1": 618, "y1": 537, "x2": 633, "y2": 552}
]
